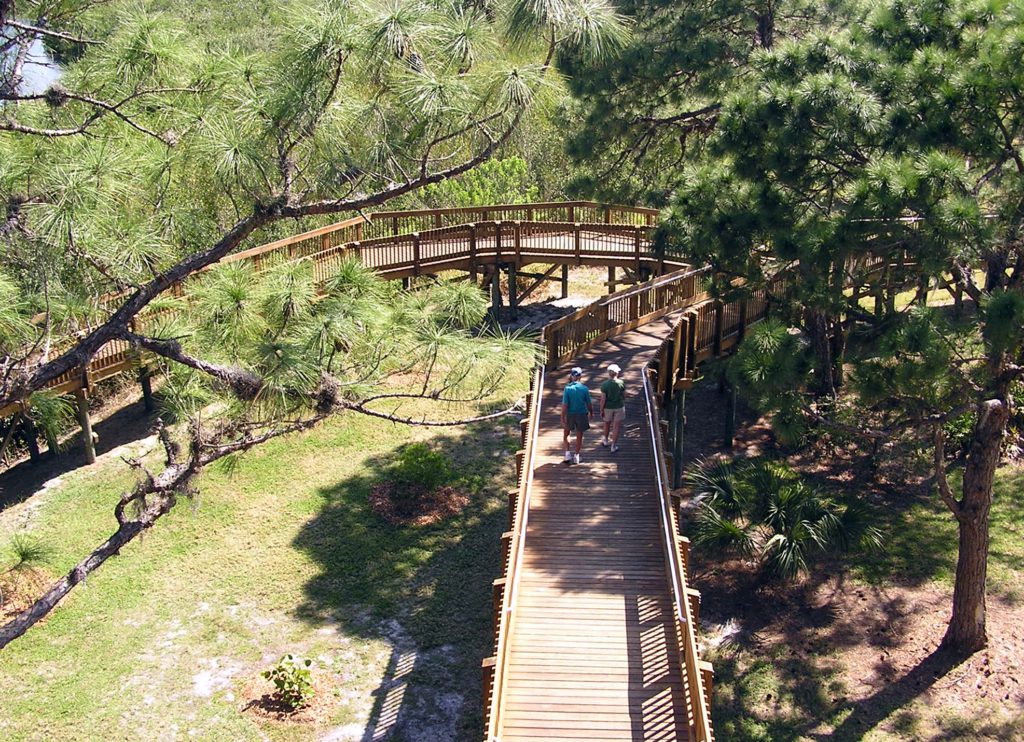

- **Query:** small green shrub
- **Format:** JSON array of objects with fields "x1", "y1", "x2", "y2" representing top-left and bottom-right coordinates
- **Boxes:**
[
  {"x1": 262, "y1": 654, "x2": 314, "y2": 710},
  {"x1": 391, "y1": 443, "x2": 454, "y2": 492}
]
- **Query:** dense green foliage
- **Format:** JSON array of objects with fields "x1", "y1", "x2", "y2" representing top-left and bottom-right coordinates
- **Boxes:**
[{"x1": 687, "y1": 457, "x2": 881, "y2": 579}]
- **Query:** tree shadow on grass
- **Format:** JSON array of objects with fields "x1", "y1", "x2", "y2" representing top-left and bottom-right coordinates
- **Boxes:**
[{"x1": 291, "y1": 417, "x2": 519, "y2": 741}]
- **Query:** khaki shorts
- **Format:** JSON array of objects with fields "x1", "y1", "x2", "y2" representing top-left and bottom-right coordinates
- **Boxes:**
[{"x1": 602, "y1": 407, "x2": 625, "y2": 423}]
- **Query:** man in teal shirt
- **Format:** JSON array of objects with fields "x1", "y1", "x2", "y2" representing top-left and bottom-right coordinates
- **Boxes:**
[{"x1": 561, "y1": 366, "x2": 594, "y2": 465}]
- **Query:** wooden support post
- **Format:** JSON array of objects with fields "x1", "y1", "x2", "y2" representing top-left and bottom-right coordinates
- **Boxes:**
[
  {"x1": 402, "y1": 277, "x2": 411, "y2": 290},
  {"x1": 490, "y1": 268, "x2": 502, "y2": 320},
  {"x1": 724, "y1": 382, "x2": 736, "y2": 449},
  {"x1": 671, "y1": 391, "x2": 685, "y2": 488},
  {"x1": 560, "y1": 264, "x2": 569, "y2": 299},
  {"x1": 0, "y1": 412, "x2": 21, "y2": 463},
  {"x1": 508, "y1": 263, "x2": 518, "y2": 321},
  {"x1": 608, "y1": 266, "x2": 616, "y2": 294},
  {"x1": 22, "y1": 418, "x2": 41, "y2": 463},
  {"x1": 468, "y1": 223, "x2": 478, "y2": 281},
  {"x1": 74, "y1": 387, "x2": 96, "y2": 464},
  {"x1": 139, "y1": 366, "x2": 155, "y2": 412},
  {"x1": 491, "y1": 578, "x2": 506, "y2": 633},
  {"x1": 481, "y1": 656, "x2": 496, "y2": 710}
]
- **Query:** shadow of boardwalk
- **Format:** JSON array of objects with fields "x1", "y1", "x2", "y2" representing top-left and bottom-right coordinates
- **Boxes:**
[{"x1": 291, "y1": 420, "x2": 519, "y2": 741}]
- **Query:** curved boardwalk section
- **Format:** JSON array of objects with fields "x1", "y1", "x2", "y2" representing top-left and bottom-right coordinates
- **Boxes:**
[{"x1": 497, "y1": 316, "x2": 698, "y2": 741}]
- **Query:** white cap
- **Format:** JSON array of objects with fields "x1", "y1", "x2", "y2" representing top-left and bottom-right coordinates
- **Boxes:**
[
  {"x1": 607, "y1": 363, "x2": 621, "y2": 374},
  {"x1": 570, "y1": 367, "x2": 583, "y2": 377}
]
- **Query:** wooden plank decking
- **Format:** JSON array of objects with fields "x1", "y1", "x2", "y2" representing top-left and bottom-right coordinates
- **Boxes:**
[{"x1": 498, "y1": 314, "x2": 694, "y2": 741}]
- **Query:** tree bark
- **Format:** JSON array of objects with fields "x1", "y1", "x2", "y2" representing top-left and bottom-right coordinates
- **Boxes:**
[
  {"x1": 805, "y1": 307, "x2": 835, "y2": 397},
  {"x1": 0, "y1": 504, "x2": 164, "y2": 649},
  {"x1": 942, "y1": 398, "x2": 1008, "y2": 653}
]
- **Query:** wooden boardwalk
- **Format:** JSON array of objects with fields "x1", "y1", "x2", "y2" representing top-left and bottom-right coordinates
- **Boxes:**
[{"x1": 498, "y1": 313, "x2": 695, "y2": 741}]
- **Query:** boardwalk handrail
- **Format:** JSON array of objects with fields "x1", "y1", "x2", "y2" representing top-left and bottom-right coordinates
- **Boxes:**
[
  {"x1": 482, "y1": 362, "x2": 544, "y2": 741},
  {"x1": 642, "y1": 364, "x2": 714, "y2": 742},
  {"x1": 543, "y1": 265, "x2": 710, "y2": 367},
  {"x1": 2, "y1": 204, "x2": 672, "y2": 419}
]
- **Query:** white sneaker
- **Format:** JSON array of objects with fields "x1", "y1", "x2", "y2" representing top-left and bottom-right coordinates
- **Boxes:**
[
  {"x1": 610, "y1": 444, "x2": 620, "y2": 453},
  {"x1": 573, "y1": 452, "x2": 581, "y2": 465},
  {"x1": 601, "y1": 438, "x2": 610, "y2": 447},
  {"x1": 564, "y1": 449, "x2": 573, "y2": 462}
]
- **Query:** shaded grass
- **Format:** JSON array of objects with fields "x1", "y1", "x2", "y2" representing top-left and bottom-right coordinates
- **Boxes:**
[
  {"x1": 0, "y1": 403, "x2": 521, "y2": 741},
  {"x1": 705, "y1": 465, "x2": 1024, "y2": 742},
  {"x1": 852, "y1": 466, "x2": 1024, "y2": 602}
]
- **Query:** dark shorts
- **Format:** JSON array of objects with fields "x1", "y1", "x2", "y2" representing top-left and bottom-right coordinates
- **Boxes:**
[{"x1": 565, "y1": 413, "x2": 590, "y2": 433}]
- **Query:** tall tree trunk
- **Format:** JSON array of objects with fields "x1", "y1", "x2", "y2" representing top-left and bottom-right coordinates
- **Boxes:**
[
  {"x1": 805, "y1": 308, "x2": 835, "y2": 397},
  {"x1": 985, "y1": 251, "x2": 1008, "y2": 291},
  {"x1": 831, "y1": 318, "x2": 847, "y2": 390},
  {"x1": 942, "y1": 398, "x2": 1008, "y2": 653}
]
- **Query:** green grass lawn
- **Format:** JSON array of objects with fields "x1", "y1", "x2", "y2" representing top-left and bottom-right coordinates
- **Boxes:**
[
  {"x1": 853, "y1": 466, "x2": 1024, "y2": 603},
  {"x1": 0, "y1": 406, "x2": 521, "y2": 741}
]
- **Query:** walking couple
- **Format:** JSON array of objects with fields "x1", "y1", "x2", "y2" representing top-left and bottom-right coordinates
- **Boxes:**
[{"x1": 560, "y1": 363, "x2": 626, "y2": 465}]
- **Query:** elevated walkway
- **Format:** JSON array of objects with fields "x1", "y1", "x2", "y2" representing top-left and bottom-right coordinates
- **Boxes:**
[{"x1": 499, "y1": 315, "x2": 692, "y2": 740}]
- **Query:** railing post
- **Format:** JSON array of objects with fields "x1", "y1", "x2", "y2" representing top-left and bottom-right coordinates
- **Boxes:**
[
  {"x1": 355, "y1": 221, "x2": 364, "y2": 241},
  {"x1": 568, "y1": 204, "x2": 575, "y2": 222},
  {"x1": 138, "y1": 365, "x2": 155, "y2": 412},
  {"x1": 604, "y1": 205, "x2": 611, "y2": 224},
  {"x1": 574, "y1": 223, "x2": 582, "y2": 265},
  {"x1": 468, "y1": 223, "x2": 478, "y2": 281},
  {"x1": 672, "y1": 320, "x2": 684, "y2": 384},
  {"x1": 509, "y1": 263, "x2": 518, "y2": 321},
  {"x1": 599, "y1": 303, "x2": 610, "y2": 334},
  {"x1": 412, "y1": 233, "x2": 421, "y2": 277},
  {"x1": 74, "y1": 386, "x2": 96, "y2": 465},
  {"x1": 672, "y1": 391, "x2": 685, "y2": 488},
  {"x1": 495, "y1": 221, "x2": 503, "y2": 264},
  {"x1": 545, "y1": 331, "x2": 558, "y2": 370},
  {"x1": 712, "y1": 300, "x2": 724, "y2": 356},
  {"x1": 634, "y1": 229, "x2": 642, "y2": 274},
  {"x1": 738, "y1": 299, "x2": 748, "y2": 341},
  {"x1": 321, "y1": 233, "x2": 331, "y2": 252},
  {"x1": 514, "y1": 220, "x2": 522, "y2": 265}
]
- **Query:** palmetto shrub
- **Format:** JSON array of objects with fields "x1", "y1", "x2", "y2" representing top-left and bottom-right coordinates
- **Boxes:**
[{"x1": 685, "y1": 457, "x2": 882, "y2": 580}]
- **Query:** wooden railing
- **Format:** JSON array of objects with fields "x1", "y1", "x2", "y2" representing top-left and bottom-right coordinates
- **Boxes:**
[
  {"x1": 543, "y1": 266, "x2": 709, "y2": 368},
  {"x1": 482, "y1": 363, "x2": 544, "y2": 741},
  {"x1": 0, "y1": 203, "x2": 663, "y2": 418},
  {"x1": 642, "y1": 363, "x2": 714, "y2": 742}
]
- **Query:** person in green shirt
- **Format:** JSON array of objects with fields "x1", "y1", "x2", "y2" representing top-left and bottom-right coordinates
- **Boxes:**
[
  {"x1": 599, "y1": 363, "x2": 626, "y2": 453},
  {"x1": 561, "y1": 366, "x2": 594, "y2": 465}
]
